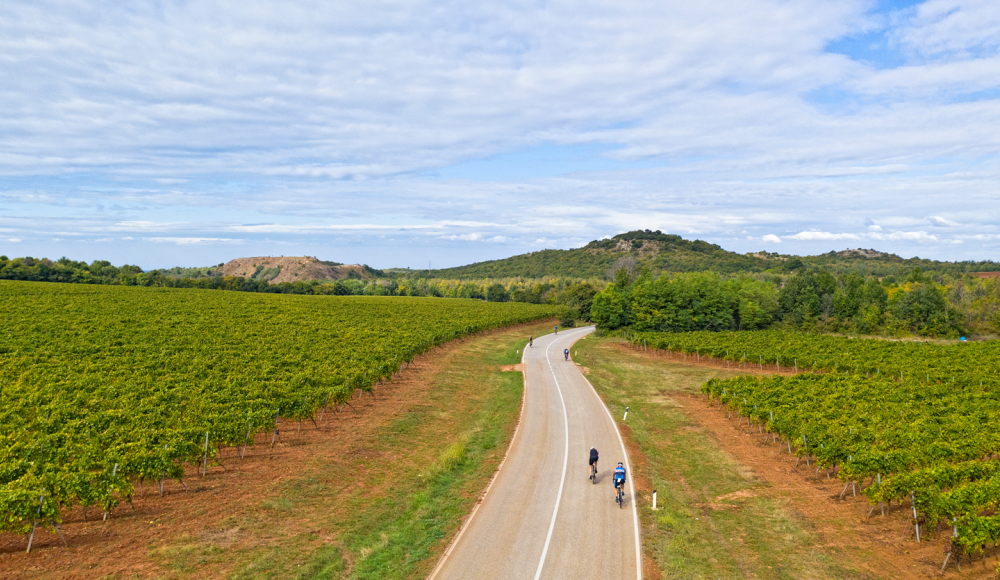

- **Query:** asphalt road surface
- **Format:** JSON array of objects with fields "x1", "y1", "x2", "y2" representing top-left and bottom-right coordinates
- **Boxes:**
[{"x1": 429, "y1": 326, "x2": 642, "y2": 580}]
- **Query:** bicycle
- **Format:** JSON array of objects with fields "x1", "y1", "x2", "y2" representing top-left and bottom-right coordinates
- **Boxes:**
[
  {"x1": 616, "y1": 484, "x2": 624, "y2": 508},
  {"x1": 590, "y1": 462, "x2": 598, "y2": 484}
]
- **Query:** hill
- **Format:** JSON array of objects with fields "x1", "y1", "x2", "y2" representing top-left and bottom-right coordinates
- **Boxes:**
[
  {"x1": 412, "y1": 230, "x2": 1000, "y2": 280},
  {"x1": 219, "y1": 256, "x2": 374, "y2": 284}
]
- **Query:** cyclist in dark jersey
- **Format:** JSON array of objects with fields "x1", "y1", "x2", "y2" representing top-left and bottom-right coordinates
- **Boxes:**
[
  {"x1": 588, "y1": 447, "x2": 599, "y2": 478},
  {"x1": 564, "y1": 348, "x2": 569, "y2": 361}
]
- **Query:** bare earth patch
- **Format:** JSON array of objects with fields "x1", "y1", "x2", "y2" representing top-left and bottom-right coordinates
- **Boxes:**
[{"x1": 498, "y1": 364, "x2": 524, "y2": 372}]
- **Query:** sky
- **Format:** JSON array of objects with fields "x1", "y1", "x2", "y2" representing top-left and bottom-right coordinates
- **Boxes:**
[{"x1": 1, "y1": 0, "x2": 999, "y2": 269}]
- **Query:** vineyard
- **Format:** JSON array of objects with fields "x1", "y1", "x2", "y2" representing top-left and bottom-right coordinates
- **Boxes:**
[
  {"x1": 0, "y1": 281, "x2": 556, "y2": 549},
  {"x1": 625, "y1": 330, "x2": 1000, "y2": 572}
]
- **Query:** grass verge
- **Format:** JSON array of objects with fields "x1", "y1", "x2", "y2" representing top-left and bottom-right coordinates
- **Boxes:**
[
  {"x1": 573, "y1": 334, "x2": 873, "y2": 580},
  {"x1": 145, "y1": 320, "x2": 554, "y2": 579}
]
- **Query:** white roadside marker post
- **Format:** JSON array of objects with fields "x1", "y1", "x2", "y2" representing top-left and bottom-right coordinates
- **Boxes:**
[
  {"x1": 652, "y1": 490, "x2": 658, "y2": 511},
  {"x1": 623, "y1": 406, "x2": 629, "y2": 421}
]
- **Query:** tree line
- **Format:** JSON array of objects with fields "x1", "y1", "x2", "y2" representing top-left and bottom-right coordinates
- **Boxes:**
[
  {"x1": 592, "y1": 266, "x2": 1000, "y2": 338},
  {"x1": 0, "y1": 256, "x2": 599, "y2": 320}
]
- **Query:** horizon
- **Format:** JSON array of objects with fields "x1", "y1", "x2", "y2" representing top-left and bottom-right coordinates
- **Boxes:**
[
  {"x1": 2, "y1": 0, "x2": 999, "y2": 269},
  {"x1": 5, "y1": 233, "x2": 997, "y2": 272}
]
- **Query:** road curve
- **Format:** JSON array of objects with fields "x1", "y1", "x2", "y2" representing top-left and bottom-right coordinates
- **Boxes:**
[{"x1": 429, "y1": 326, "x2": 641, "y2": 580}]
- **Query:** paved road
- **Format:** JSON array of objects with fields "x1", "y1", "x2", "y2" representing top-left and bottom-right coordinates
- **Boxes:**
[{"x1": 429, "y1": 326, "x2": 642, "y2": 580}]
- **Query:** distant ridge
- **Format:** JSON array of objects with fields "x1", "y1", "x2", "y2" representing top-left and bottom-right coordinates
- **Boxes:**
[
  {"x1": 221, "y1": 256, "x2": 373, "y2": 284},
  {"x1": 413, "y1": 230, "x2": 1000, "y2": 280}
]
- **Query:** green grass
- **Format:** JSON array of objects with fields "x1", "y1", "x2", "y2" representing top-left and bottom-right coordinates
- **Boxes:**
[{"x1": 574, "y1": 335, "x2": 874, "y2": 580}]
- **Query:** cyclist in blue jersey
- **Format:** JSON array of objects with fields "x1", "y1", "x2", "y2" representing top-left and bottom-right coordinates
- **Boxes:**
[{"x1": 613, "y1": 462, "x2": 627, "y2": 501}]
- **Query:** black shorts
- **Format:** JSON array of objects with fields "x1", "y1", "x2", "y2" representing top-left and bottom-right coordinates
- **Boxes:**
[
  {"x1": 589, "y1": 456, "x2": 598, "y2": 466},
  {"x1": 614, "y1": 478, "x2": 625, "y2": 488}
]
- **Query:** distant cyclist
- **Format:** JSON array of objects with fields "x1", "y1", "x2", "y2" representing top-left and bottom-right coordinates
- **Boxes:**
[
  {"x1": 564, "y1": 348, "x2": 569, "y2": 361},
  {"x1": 613, "y1": 462, "x2": 627, "y2": 500},
  {"x1": 529, "y1": 336, "x2": 533, "y2": 347},
  {"x1": 588, "y1": 447, "x2": 599, "y2": 480},
  {"x1": 554, "y1": 326, "x2": 558, "y2": 334}
]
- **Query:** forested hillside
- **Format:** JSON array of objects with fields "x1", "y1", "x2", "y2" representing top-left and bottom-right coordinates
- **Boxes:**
[
  {"x1": 592, "y1": 267, "x2": 1000, "y2": 337},
  {"x1": 406, "y1": 230, "x2": 1000, "y2": 280}
]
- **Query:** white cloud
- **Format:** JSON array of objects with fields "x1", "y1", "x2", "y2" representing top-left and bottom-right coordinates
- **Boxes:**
[
  {"x1": 868, "y1": 230, "x2": 939, "y2": 242},
  {"x1": 0, "y1": 0, "x2": 998, "y2": 266},
  {"x1": 788, "y1": 231, "x2": 860, "y2": 241},
  {"x1": 928, "y1": 216, "x2": 959, "y2": 227},
  {"x1": 897, "y1": 0, "x2": 1000, "y2": 57},
  {"x1": 145, "y1": 237, "x2": 243, "y2": 245},
  {"x1": 5, "y1": 238, "x2": 22, "y2": 243},
  {"x1": 440, "y1": 233, "x2": 484, "y2": 242},
  {"x1": 229, "y1": 224, "x2": 439, "y2": 234}
]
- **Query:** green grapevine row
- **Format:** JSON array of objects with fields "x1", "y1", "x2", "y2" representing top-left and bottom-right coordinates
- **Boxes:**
[
  {"x1": 622, "y1": 329, "x2": 1000, "y2": 561},
  {"x1": 0, "y1": 281, "x2": 556, "y2": 539},
  {"x1": 626, "y1": 329, "x2": 998, "y2": 387}
]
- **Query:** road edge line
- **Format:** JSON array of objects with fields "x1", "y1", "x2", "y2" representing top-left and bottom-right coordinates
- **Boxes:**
[
  {"x1": 425, "y1": 340, "x2": 532, "y2": 580},
  {"x1": 577, "y1": 329, "x2": 644, "y2": 580}
]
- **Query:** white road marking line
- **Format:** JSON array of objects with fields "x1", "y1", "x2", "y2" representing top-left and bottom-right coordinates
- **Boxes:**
[
  {"x1": 532, "y1": 333, "x2": 573, "y2": 580},
  {"x1": 580, "y1": 350, "x2": 643, "y2": 580}
]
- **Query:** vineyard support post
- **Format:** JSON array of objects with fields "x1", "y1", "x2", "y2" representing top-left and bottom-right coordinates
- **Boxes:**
[
  {"x1": 201, "y1": 431, "x2": 209, "y2": 476},
  {"x1": 878, "y1": 473, "x2": 884, "y2": 515},
  {"x1": 319, "y1": 393, "x2": 329, "y2": 421},
  {"x1": 941, "y1": 552, "x2": 952, "y2": 574},
  {"x1": 103, "y1": 463, "x2": 118, "y2": 521},
  {"x1": 160, "y1": 444, "x2": 167, "y2": 495},
  {"x1": 26, "y1": 494, "x2": 44, "y2": 553},
  {"x1": 51, "y1": 523, "x2": 67, "y2": 547},
  {"x1": 912, "y1": 493, "x2": 920, "y2": 541},
  {"x1": 271, "y1": 409, "x2": 280, "y2": 446},
  {"x1": 241, "y1": 424, "x2": 251, "y2": 460}
]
